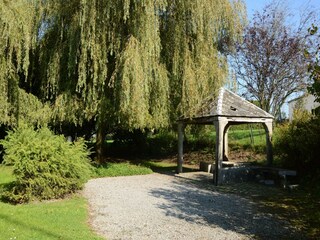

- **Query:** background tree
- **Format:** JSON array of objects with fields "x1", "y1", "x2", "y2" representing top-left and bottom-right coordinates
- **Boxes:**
[
  {"x1": 231, "y1": 1, "x2": 315, "y2": 117},
  {"x1": 306, "y1": 24, "x2": 320, "y2": 104}
]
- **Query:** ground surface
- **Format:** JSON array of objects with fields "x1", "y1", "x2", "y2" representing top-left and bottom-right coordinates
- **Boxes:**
[{"x1": 84, "y1": 172, "x2": 305, "y2": 240}]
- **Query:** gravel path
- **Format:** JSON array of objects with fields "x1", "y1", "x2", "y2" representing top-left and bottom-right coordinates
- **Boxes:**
[{"x1": 83, "y1": 172, "x2": 303, "y2": 240}]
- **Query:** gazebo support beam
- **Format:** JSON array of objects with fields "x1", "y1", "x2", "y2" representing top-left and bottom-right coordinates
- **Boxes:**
[
  {"x1": 264, "y1": 121, "x2": 273, "y2": 166},
  {"x1": 223, "y1": 125, "x2": 230, "y2": 161},
  {"x1": 214, "y1": 118, "x2": 228, "y2": 185},
  {"x1": 177, "y1": 122, "x2": 185, "y2": 173}
]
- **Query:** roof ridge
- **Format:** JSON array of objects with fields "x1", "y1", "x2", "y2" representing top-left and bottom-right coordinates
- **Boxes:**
[
  {"x1": 216, "y1": 88, "x2": 224, "y2": 115},
  {"x1": 222, "y1": 88, "x2": 273, "y2": 118}
]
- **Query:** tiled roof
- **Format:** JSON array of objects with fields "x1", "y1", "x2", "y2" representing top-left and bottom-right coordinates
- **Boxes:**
[{"x1": 180, "y1": 88, "x2": 274, "y2": 122}]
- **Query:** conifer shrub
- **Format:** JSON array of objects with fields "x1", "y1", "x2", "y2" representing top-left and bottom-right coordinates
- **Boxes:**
[{"x1": 0, "y1": 126, "x2": 93, "y2": 203}]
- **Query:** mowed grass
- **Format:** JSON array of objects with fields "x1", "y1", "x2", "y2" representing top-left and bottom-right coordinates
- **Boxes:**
[
  {"x1": 0, "y1": 197, "x2": 103, "y2": 240},
  {"x1": 0, "y1": 161, "x2": 154, "y2": 240},
  {"x1": 228, "y1": 128, "x2": 266, "y2": 146},
  {"x1": 94, "y1": 162, "x2": 153, "y2": 177},
  {"x1": 191, "y1": 127, "x2": 266, "y2": 149},
  {"x1": 0, "y1": 165, "x2": 103, "y2": 240}
]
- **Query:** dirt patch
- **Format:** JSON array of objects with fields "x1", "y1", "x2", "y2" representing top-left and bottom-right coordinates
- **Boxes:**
[{"x1": 147, "y1": 150, "x2": 265, "y2": 166}]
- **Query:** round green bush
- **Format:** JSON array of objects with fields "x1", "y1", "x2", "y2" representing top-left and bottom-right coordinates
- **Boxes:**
[{"x1": 0, "y1": 126, "x2": 93, "y2": 203}]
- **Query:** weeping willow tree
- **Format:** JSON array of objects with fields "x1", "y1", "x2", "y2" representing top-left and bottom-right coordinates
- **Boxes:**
[
  {"x1": 37, "y1": 0, "x2": 171, "y2": 161},
  {"x1": 36, "y1": 0, "x2": 245, "y2": 162},
  {"x1": 162, "y1": 0, "x2": 245, "y2": 119},
  {"x1": 0, "y1": 0, "x2": 49, "y2": 127},
  {"x1": 1, "y1": 0, "x2": 245, "y2": 163}
]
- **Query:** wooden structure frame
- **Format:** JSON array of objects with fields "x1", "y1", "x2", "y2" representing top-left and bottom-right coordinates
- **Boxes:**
[{"x1": 177, "y1": 88, "x2": 274, "y2": 185}]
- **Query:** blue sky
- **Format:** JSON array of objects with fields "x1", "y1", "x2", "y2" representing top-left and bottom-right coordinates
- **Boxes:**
[{"x1": 245, "y1": 0, "x2": 320, "y2": 19}]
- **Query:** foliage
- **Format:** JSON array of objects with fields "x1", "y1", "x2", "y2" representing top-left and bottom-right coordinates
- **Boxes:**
[
  {"x1": 231, "y1": 0, "x2": 314, "y2": 116},
  {"x1": 305, "y1": 24, "x2": 320, "y2": 103},
  {"x1": 17, "y1": 89, "x2": 52, "y2": 127},
  {"x1": 0, "y1": 126, "x2": 93, "y2": 203},
  {"x1": 162, "y1": 0, "x2": 246, "y2": 120},
  {"x1": 274, "y1": 116, "x2": 320, "y2": 175},
  {"x1": 108, "y1": 129, "x2": 177, "y2": 157},
  {"x1": 0, "y1": 0, "x2": 43, "y2": 126},
  {"x1": 37, "y1": 0, "x2": 245, "y2": 162},
  {"x1": 0, "y1": 0, "x2": 246, "y2": 162},
  {"x1": 37, "y1": 0, "x2": 246, "y2": 124}
]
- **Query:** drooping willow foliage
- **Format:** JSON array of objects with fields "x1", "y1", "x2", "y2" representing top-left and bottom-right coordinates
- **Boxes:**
[
  {"x1": 162, "y1": 0, "x2": 246, "y2": 119},
  {"x1": 37, "y1": 0, "x2": 171, "y2": 130},
  {"x1": 0, "y1": 0, "x2": 43, "y2": 126},
  {"x1": 1, "y1": 0, "x2": 245, "y2": 161},
  {"x1": 37, "y1": 0, "x2": 245, "y2": 124}
]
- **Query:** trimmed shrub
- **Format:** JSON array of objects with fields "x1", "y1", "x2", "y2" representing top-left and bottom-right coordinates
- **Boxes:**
[
  {"x1": 0, "y1": 126, "x2": 93, "y2": 203},
  {"x1": 274, "y1": 117, "x2": 320, "y2": 174}
]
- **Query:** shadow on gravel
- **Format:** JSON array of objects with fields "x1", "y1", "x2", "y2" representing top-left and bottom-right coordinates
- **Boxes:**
[{"x1": 149, "y1": 172, "x2": 305, "y2": 240}]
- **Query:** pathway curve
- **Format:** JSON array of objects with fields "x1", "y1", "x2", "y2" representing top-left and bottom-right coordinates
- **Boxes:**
[{"x1": 83, "y1": 172, "x2": 303, "y2": 240}]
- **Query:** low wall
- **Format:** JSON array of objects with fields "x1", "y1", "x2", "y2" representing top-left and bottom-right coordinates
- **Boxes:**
[{"x1": 200, "y1": 162, "x2": 297, "y2": 187}]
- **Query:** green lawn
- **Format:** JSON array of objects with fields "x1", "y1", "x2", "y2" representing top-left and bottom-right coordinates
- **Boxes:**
[
  {"x1": 0, "y1": 162, "x2": 155, "y2": 240},
  {"x1": 0, "y1": 197, "x2": 103, "y2": 240},
  {"x1": 94, "y1": 162, "x2": 153, "y2": 177},
  {"x1": 228, "y1": 128, "x2": 266, "y2": 146},
  {"x1": 187, "y1": 127, "x2": 266, "y2": 150},
  {"x1": 0, "y1": 165, "x2": 103, "y2": 240}
]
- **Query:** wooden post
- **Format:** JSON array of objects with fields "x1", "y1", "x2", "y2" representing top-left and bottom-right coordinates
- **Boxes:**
[
  {"x1": 223, "y1": 125, "x2": 230, "y2": 161},
  {"x1": 214, "y1": 118, "x2": 228, "y2": 185},
  {"x1": 177, "y1": 122, "x2": 185, "y2": 173},
  {"x1": 264, "y1": 121, "x2": 273, "y2": 166}
]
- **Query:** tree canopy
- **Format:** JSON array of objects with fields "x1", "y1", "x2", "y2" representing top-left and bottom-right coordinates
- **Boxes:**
[
  {"x1": 0, "y1": 0, "x2": 246, "y2": 162},
  {"x1": 0, "y1": 0, "x2": 45, "y2": 126}
]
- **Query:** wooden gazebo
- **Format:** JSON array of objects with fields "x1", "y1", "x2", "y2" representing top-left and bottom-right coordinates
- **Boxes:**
[{"x1": 177, "y1": 88, "x2": 274, "y2": 185}]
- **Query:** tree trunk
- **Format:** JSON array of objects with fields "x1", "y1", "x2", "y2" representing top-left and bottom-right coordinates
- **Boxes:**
[
  {"x1": 96, "y1": 97, "x2": 108, "y2": 164},
  {"x1": 96, "y1": 117, "x2": 107, "y2": 164}
]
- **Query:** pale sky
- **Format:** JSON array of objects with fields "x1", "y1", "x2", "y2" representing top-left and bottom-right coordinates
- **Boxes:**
[{"x1": 245, "y1": 0, "x2": 320, "y2": 19}]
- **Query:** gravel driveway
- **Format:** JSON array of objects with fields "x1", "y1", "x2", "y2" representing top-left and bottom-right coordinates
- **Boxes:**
[{"x1": 83, "y1": 172, "x2": 303, "y2": 240}]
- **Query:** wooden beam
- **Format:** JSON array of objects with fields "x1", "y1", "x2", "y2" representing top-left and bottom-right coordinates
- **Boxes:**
[
  {"x1": 214, "y1": 117, "x2": 228, "y2": 185},
  {"x1": 177, "y1": 123, "x2": 185, "y2": 173},
  {"x1": 263, "y1": 121, "x2": 273, "y2": 166},
  {"x1": 223, "y1": 125, "x2": 230, "y2": 161}
]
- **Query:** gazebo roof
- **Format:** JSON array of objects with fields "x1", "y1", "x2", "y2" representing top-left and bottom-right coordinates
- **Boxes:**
[{"x1": 179, "y1": 88, "x2": 274, "y2": 124}]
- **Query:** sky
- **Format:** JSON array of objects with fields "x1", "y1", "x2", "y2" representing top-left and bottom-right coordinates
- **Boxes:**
[{"x1": 245, "y1": 0, "x2": 320, "y2": 19}]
